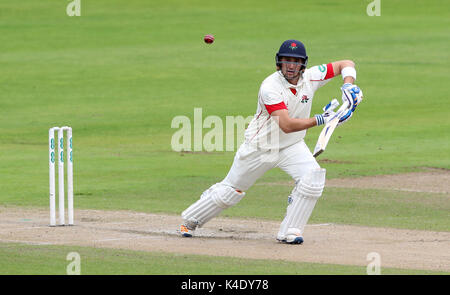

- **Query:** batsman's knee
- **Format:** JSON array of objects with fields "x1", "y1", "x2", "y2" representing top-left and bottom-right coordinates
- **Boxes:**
[
  {"x1": 209, "y1": 183, "x2": 246, "y2": 209},
  {"x1": 295, "y1": 168, "x2": 326, "y2": 198},
  {"x1": 291, "y1": 168, "x2": 326, "y2": 199}
]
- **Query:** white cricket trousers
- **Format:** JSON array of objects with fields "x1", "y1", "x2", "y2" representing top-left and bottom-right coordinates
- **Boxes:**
[{"x1": 221, "y1": 140, "x2": 320, "y2": 191}]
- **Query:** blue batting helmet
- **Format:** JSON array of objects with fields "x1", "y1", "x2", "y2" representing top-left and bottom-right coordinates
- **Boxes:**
[{"x1": 275, "y1": 40, "x2": 308, "y2": 69}]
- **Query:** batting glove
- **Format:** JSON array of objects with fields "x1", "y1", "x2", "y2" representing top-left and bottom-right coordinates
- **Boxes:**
[
  {"x1": 315, "y1": 99, "x2": 340, "y2": 126},
  {"x1": 341, "y1": 83, "x2": 363, "y2": 112}
]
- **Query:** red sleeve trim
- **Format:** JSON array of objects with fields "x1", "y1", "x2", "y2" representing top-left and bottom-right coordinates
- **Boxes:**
[
  {"x1": 324, "y1": 63, "x2": 334, "y2": 80},
  {"x1": 265, "y1": 102, "x2": 287, "y2": 114}
]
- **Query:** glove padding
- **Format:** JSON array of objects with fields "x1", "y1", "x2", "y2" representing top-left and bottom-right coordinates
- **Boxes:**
[
  {"x1": 338, "y1": 83, "x2": 363, "y2": 126},
  {"x1": 341, "y1": 83, "x2": 363, "y2": 112}
]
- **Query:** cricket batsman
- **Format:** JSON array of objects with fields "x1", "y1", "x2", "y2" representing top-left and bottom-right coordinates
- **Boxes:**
[{"x1": 180, "y1": 40, "x2": 363, "y2": 244}]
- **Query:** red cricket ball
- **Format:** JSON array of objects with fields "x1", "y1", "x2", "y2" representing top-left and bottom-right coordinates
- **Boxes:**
[{"x1": 204, "y1": 34, "x2": 214, "y2": 44}]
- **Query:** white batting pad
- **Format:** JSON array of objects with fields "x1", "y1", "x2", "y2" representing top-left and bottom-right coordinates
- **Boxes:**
[
  {"x1": 277, "y1": 168, "x2": 326, "y2": 239},
  {"x1": 182, "y1": 183, "x2": 245, "y2": 228}
]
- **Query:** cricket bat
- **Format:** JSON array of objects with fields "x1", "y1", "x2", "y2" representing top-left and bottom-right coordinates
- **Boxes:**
[{"x1": 313, "y1": 100, "x2": 350, "y2": 157}]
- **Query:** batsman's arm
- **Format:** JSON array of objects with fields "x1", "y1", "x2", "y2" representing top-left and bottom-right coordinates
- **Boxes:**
[
  {"x1": 271, "y1": 109, "x2": 317, "y2": 133},
  {"x1": 331, "y1": 60, "x2": 356, "y2": 84}
]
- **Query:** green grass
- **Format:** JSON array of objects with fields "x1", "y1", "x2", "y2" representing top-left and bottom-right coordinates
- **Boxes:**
[
  {"x1": 0, "y1": 242, "x2": 446, "y2": 275},
  {"x1": 0, "y1": 0, "x2": 448, "y2": 208}
]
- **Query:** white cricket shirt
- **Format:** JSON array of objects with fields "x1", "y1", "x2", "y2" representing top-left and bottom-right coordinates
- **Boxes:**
[{"x1": 244, "y1": 63, "x2": 335, "y2": 150}]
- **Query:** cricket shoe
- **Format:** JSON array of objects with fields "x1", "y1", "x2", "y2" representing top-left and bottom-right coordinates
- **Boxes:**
[
  {"x1": 277, "y1": 236, "x2": 304, "y2": 244},
  {"x1": 277, "y1": 228, "x2": 304, "y2": 245},
  {"x1": 180, "y1": 224, "x2": 195, "y2": 237}
]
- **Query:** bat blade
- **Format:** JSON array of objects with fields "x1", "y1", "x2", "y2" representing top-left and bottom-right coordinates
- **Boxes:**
[
  {"x1": 313, "y1": 118, "x2": 339, "y2": 157},
  {"x1": 313, "y1": 101, "x2": 350, "y2": 158}
]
